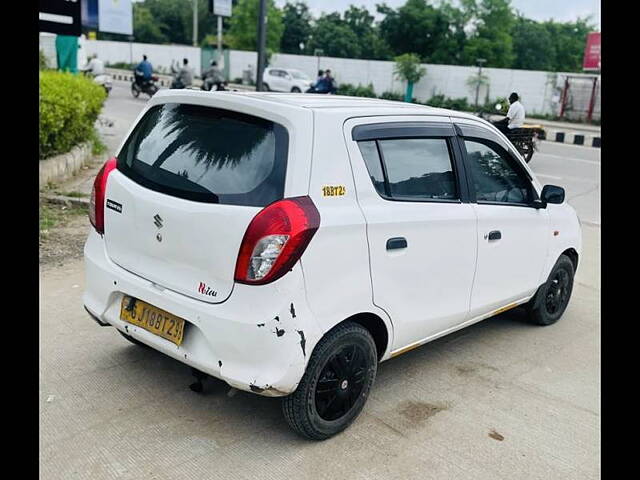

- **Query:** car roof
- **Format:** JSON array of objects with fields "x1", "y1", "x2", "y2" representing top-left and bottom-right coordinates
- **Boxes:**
[{"x1": 151, "y1": 89, "x2": 482, "y2": 122}]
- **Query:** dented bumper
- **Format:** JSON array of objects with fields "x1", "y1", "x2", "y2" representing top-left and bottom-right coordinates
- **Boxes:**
[{"x1": 83, "y1": 230, "x2": 322, "y2": 396}]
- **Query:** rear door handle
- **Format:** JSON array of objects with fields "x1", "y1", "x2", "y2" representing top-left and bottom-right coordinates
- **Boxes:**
[
  {"x1": 386, "y1": 237, "x2": 407, "y2": 250},
  {"x1": 485, "y1": 230, "x2": 501, "y2": 241}
]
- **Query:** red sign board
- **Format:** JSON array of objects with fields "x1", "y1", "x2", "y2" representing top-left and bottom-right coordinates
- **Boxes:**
[{"x1": 583, "y1": 32, "x2": 601, "y2": 71}]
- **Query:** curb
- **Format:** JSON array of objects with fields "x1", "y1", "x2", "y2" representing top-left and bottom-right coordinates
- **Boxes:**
[
  {"x1": 41, "y1": 194, "x2": 90, "y2": 209},
  {"x1": 39, "y1": 142, "x2": 94, "y2": 189},
  {"x1": 547, "y1": 129, "x2": 601, "y2": 148}
]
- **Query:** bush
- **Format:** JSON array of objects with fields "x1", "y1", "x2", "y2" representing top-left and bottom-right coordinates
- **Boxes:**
[
  {"x1": 39, "y1": 71, "x2": 106, "y2": 159},
  {"x1": 379, "y1": 91, "x2": 404, "y2": 102},
  {"x1": 105, "y1": 61, "x2": 137, "y2": 71},
  {"x1": 39, "y1": 49, "x2": 48, "y2": 70},
  {"x1": 337, "y1": 83, "x2": 377, "y2": 98},
  {"x1": 424, "y1": 94, "x2": 470, "y2": 112}
]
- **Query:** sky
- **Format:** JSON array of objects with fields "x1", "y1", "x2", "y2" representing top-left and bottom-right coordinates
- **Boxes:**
[{"x1": 273, "y1": 0, "x2": 601, "y2": 29}]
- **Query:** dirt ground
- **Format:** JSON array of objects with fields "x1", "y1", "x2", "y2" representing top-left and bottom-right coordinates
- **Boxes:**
[{"x1": 39, "y1": 199, "x2": 90, "y2": 271}]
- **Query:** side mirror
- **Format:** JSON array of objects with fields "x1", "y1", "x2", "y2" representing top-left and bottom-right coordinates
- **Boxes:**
[{"x1": 541, "y1": 185, "x2": 565, "y2": 205}]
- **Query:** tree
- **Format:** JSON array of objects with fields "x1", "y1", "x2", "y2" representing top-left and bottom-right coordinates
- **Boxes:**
[
  {"x1": 133, "y1": 4, "x2": 169, "y2": 44},
  {"x1": 307, "y1": 12, "x2": 362, "y2": 59},
  {"x1": 544, "y1": 17, "x2": 596, "y2": 72},
  {"x1": 462, "y1": 0, "x2": 516, "y2": 68},
  {"x1": 227, "y1": 0, "x2": 284, "y2": 52},
  {"x1": 511, "y1": 16, "x2": 555, "y2": 70},
  {"x1": 394, "y1": 53, "x2": 427, "y2": 102},
  {"x1": 378, "y1": 0, "x2": 462, "y2": 64},
  {"x1": 280, "y1": 2, "x2": 313, "y2": 55}
]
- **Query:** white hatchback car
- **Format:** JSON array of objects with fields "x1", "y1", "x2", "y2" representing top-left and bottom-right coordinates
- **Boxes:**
[
  {"x1": 262, "y1": 67, "x2": 312, "y2": 92},
  {"x1": 84, "y1": 91, "x2": 581, "y2": 440}
]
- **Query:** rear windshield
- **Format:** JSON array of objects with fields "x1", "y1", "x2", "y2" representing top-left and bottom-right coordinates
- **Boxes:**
[{"x1": 117, "y1": 103, "x2": 289, "y2": 206}]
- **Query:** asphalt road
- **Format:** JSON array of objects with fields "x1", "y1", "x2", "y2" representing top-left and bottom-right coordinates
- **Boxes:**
[{"x1": 40, "y1": 82, "x2": 600, "y2": 479}]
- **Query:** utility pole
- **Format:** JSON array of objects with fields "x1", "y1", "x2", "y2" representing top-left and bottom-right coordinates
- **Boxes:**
[
  {"x1": 193, "y1": 0, "x2": 198, "y2": 47},
  {"x1": 475, "y1": 58, "x2": 486, "y2": 108},
  {"x1": 217, "y1": 15, "x2": 223, "y2": 66},
  {"x1": 255, "y1": 0, "x2": 267, "y2": 91}
]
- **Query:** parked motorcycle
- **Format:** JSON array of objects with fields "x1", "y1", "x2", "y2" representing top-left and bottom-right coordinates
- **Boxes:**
[
  {"x1": 131, "y1": 70, "x2": 159, "y2": 98},
  {"x1": 476, "y1": 104, "x2": 543, "y2": 163}
]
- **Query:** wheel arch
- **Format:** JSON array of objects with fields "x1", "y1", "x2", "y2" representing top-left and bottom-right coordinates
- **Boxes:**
[{"x1": 314, "y1": 312, "x2": 391, "y2": 362}]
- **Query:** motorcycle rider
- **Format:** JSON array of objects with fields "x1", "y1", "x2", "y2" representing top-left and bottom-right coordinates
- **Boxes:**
[
  {"x1": 81, "y1": 54, "x2": 104, "y2": 76},
  {"x1": 135, "y1": 55, "x2": 153, "y2": 85},
  {"x1": 171, "y1": 58, "x2": 193, "y2": 89},
  {"x1": 201, "y1": 60, "x2": 225, "y2": 91},
  {"x1": 493, "y1": 92, "x2": 525, "y2": 135}
]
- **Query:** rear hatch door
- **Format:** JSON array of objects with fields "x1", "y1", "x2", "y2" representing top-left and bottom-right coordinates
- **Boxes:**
[{"x1": 103, "y1": 102, "x2": 290, "y2": 303}]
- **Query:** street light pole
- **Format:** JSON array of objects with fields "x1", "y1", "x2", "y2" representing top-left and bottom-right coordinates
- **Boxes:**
[
  {"x1": 193, "y1": 0, "x2": 198, "y2": 46},
  {"x1": 255, "y1": 0, "x2": 267, "y2": 91},
  {"x1": 475, "y1": 58, "x2": 487, "y2": 108}
]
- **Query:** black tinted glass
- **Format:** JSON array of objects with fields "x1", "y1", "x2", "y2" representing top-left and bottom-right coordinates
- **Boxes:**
[
  {"x1": 464, "y1": 140, "x2": 532, "y2": 204},
  {"x1": 378, "y1": 138, "x2": 457, "y2": 200},
  {"x1": 358, "y1": 141, "x2": 386, "y2": 195},
  {"x1": 117, "y1": 103, "x2": 288, "y2": 206}
]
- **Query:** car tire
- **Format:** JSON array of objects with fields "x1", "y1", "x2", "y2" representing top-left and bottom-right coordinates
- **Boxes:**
[
  {"x1": 526, "y1": 254, "x2": 575, "y2": 326},
  {"x1": 263, "y1": 83, "x2": 270, "y2": 91},
  {"x1": 291, "y1": 87, "x2": 301, "y2": 93},
  {"x1": 118, "y1": 331, "x2": 148, "y2": 348},
  {"x1": 282, "y1": 321, "x2": 377, "y2": 440}
]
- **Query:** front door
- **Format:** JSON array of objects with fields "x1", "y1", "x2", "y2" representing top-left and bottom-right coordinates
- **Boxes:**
[
  {"x1": 345, "y1": 119, "x2": 478, "y2": 352},
  {"x1": 456, "y1": 126, "x2": 550, "y2": 318}
]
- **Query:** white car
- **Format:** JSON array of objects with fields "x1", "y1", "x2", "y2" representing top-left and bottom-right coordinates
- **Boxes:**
[
  {"x1": 84, "y1": 91, "x2": 581, "y2": 440},
  {"x1": 262, "y1": 67, "x2": 311, "y2": 92}
]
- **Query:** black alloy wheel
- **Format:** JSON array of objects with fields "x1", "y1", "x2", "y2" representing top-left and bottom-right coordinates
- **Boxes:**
[
  {"x1": 282, "y1": 322, "x2": 377, "y2": 440},
  {"x1": 526, "y1": 254, "x2": 575, "y2": 325},
  {"x1": 315, "y1": 344, "x2": 368, "y2": 421},
  {"x1": 544, "y1": 268, "x2": 571, "y2": 316}
]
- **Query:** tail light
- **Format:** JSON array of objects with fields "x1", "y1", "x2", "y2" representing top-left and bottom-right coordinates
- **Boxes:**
[
  {"x1": 234, "y1": 196, "x2": 320, "y2": 285},
  {"x1": 89, "y1": 157, "x2": 117, "y2": 234}
]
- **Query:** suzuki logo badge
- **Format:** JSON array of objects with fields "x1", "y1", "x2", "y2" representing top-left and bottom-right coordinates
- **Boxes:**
[{"x1": 153, "y1": 214, "x2": 163, "y2": 228}]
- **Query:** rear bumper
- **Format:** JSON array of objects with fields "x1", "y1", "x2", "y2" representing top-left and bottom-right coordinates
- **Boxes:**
[{"x1": 83, "y1": 230, "x2": 322, "y2": 396}]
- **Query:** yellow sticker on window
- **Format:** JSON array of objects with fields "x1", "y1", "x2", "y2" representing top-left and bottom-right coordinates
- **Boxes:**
[{"x1": 322, "y1": 185, "x2": 346, "y2": 197}]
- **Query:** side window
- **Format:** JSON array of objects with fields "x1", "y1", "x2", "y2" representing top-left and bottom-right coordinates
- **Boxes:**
[
  {"x1": 464, "y1": 140, "x2": 533, "y2": 205},
  {"x1": 357, "y1": 138, "x2": 458, "y2": 201},
  {"x1": 358, "y1": 141, "x2": 386, "y2": 196}
]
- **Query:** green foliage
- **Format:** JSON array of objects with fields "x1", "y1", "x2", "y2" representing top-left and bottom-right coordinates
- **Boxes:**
[
  {"x1": 424, "y1": 94, "x2": 471, "y2": 111},
  {"x1": 337, "y1": 83, "x2": 377, "y2": 98},
  {"x1": 133, "y1": 4, "x2": 169, "y2": 44},
  {"x1": 132, "y1": 0, "x2": 228, "y2": 46},
  {"x1": 394, "y1": 53, "x2": 426, "y2": 84},
  {"x1": 307, "y1": 12, "x2": 363, "y2": 59},
  {"x1": 39, "y1": 71, "x2": 106, "y2": 159},
  {"x1": 281, "y1": 2, "x2": 313, "y2": 55},
  {"x1": 105, "y1": 61, "x2": 137, "y2": 70},
  {"x1": 378, "y1": 0, "x2": 466, "y2": 64},
  {"x1": 228, "y1": 0, "x2": 283, "y2": 52},
  {"x1": 39, "y1": 49, "x2": 49, "y2": 70},
  {"x1": 379, "y1": 91, "x2": 404, "y2": 101},
  {"x1": 463, "y1": 0, "x2": 516, "y2": 68}
]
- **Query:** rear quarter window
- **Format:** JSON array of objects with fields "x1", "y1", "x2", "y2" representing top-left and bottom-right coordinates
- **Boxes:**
[{"x1": 117, "y1": 103, "x2": 289, "y2": 206}]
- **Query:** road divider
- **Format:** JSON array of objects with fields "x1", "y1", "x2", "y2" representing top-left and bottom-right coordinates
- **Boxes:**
[{"x1": 548, "y1": 129, "x2": 601, "y2": 148}]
